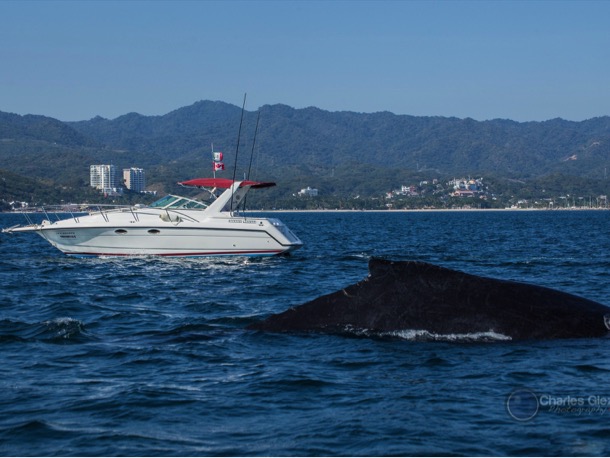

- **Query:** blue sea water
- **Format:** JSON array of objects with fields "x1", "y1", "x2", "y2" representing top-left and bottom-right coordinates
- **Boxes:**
[{"x1": 0, "y1": 210, "x2": 609, "y2": 456}]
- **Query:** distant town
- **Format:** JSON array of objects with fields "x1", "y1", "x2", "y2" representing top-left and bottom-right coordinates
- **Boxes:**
[{"x1": 294, "y1": 177, "x2": 609, "y2": 210}]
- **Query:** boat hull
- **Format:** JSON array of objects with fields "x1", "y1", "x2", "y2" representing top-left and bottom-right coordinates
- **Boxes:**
[{"x1": 14, "y1": 214, "x2": 302, "y2": 257}]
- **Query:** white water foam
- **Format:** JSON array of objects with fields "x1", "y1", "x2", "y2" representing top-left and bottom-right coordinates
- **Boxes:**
[
  {"x1": 343, "y1": 325, "x2": 512, "y2": 342},
  {"x1": 43, "y1": 317, "x2": 85, "y2": 339}
]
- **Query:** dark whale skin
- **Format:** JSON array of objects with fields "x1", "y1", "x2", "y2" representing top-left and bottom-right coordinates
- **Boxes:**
[{"x1": 248, "y1": 259, "x2": 610, "y2": 340}]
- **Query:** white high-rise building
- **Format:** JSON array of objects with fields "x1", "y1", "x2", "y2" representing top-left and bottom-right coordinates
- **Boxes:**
[
  {"x1": 90, "y1": 164, "x2": 117, "y2": 191},
  {"x1": 123, "y1": 167, "x2": 146, "y2": 192}
]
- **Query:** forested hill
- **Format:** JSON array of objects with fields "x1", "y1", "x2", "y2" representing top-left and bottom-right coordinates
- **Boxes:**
[
  {"x1": 0, "y1": 111, "x2": 96, "y2": 147},
  {"x1": 1, "y1": 101, "x2": 609, "y2": 205},
  {"x1": 69, "y1": 100, "x2": 610, "y2": 178}
]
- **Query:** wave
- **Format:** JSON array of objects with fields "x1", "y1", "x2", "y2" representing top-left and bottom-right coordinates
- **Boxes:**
[
  {"x1": 0, "y1": 419, "x2": 68, "y2": 440},
  {"x1": 572, "y1": 364, "x2": 610, "y2": 373},
  {"x1": 0, "y1": 317, "x2": 91, "y2": 344},
  {"x1": 41, "y1": 317, "x2": 89, "y2": 342}
]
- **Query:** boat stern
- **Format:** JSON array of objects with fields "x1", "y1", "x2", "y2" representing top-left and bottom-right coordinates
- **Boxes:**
[{"x1": 267, "y1": 218, "x2": 303, "y2": 253}]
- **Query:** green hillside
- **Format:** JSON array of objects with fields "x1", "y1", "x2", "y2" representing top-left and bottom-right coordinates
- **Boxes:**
[
  {"x1": 69, "y1": 101, "x2": 610, "y2": 179},
  {"x1": 1, "y1": 100, "x2": 609, "y2": 208}
]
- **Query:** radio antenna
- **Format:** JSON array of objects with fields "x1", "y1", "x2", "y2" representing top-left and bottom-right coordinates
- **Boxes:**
[
  {"x1": 247, "y1": 110, "x2": 261, "y2": 181},
  {"x1": 230, "y1": 93, "x2": 247, "y2": 215},
  {"x1": 242, "y1": 110, "x2": 261, "y2": 214}
]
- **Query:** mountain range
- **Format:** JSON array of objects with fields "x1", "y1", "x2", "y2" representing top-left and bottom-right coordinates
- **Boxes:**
[{"x1": 1, "y1": 100, "x2": 609, "y2": 205}]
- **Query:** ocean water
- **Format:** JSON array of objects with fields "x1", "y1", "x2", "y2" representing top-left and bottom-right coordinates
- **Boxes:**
[{"x1": 0, "y1": 210, "x2": 609, "y2": 456}]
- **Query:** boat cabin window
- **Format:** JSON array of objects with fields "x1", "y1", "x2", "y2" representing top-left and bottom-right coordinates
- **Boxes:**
[
  {"x1": 149, "y1": 195, "x2": 207, "y2": 210},
  {"x1": 149, "y1": 195, "x2": 177, "y2": 208}
]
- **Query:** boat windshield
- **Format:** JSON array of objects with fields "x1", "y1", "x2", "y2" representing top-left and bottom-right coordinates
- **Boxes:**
[{"x1": 149, "y1": 195, "x2": 208, "y2": 210}]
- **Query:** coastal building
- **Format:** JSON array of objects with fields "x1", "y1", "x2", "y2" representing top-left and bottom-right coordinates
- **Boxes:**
[
  {"x1": 123, "y1": 167, "x2": 146, "y2": 192},
  {"x1": 450, "y1": 177, "x2": 484, "y2": 197},
  {"x1": 298, "y1": 186, "x2": 319, "y2": 197},
  {"x1": 90, "y1": 164, "x2": 122, "y2": 196},
  {"x1": 450, "y1": 178, "x2": 483, "y2": 192},
  {"x1": 90, "y1": 164, "x2": 117, "y2": 190},
  {"x1": 387, "y1": 185, "x2": 419, "y2": 198}
]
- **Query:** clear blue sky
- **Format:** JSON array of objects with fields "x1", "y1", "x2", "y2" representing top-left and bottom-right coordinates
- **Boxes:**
[{"x1": 1, "y1": 0, "x2": 609, "y2": 122}]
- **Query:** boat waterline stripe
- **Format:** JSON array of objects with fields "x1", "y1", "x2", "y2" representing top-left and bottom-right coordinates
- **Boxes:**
[{"x1": 63, "y1": 249, "x2": 285, "y2": 257}]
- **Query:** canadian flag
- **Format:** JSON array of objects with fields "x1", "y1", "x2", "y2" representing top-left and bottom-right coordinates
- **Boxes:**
[
  {"x1": 214, "y1": 161, "x2": 225, "y2": 171},
  {"x1": 213, "y1": 152, "x2": 223, "y2": 162}
]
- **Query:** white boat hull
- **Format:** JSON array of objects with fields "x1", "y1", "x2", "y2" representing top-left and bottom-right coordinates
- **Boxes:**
[
  {"x1": 39, "y1": 227, "x2": 295, "y2": 257},
  {"x1": 29, "y1": 218, "x2": 300, "y2": 257}
]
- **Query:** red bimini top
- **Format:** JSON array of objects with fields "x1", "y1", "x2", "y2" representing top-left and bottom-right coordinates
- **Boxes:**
[{"x1": 178, "y1": 178, "x2": 276, "y2": 189}]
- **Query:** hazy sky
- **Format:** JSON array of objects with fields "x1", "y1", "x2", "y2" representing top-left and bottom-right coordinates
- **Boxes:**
[{"x1": 1, "y1": 0, "x2": 609, "y2": 122}]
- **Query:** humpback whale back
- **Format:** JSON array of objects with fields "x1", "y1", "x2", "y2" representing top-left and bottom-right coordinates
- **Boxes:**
[{"x1": 248, "y1": 258, "x2": 610, "y2": 341}]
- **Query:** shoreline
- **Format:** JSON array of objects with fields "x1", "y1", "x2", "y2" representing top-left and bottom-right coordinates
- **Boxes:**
[
  {"x1": 0, "y1": 207, "x2": 610, "y2": 215},
  {"x1": 2, "y1": 207, "x2": 608, "y2": 215},
  {"x1": 257, "y1": 207, "x2": 610, "y2": 213}
]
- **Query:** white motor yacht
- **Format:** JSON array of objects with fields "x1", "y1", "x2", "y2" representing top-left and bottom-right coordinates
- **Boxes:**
[{"x1": 2, "y1": 178, "x2": 303, "y2": 257}]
